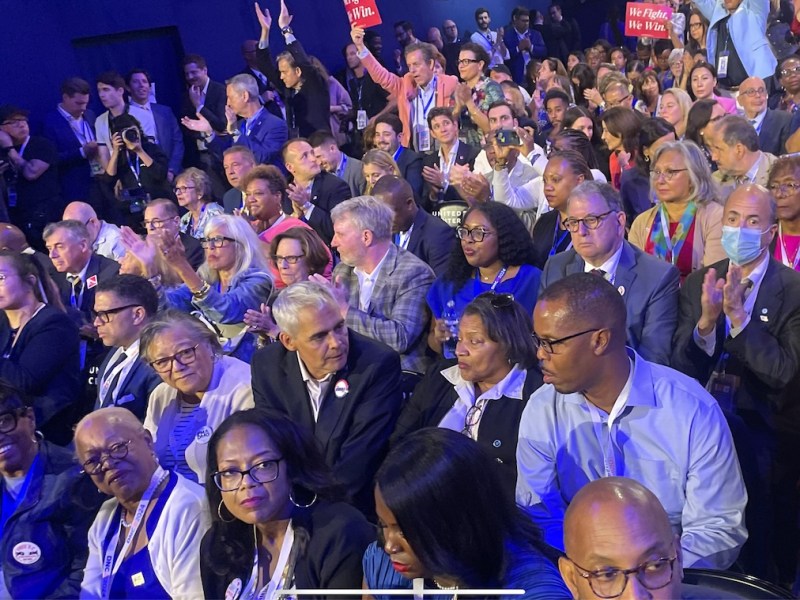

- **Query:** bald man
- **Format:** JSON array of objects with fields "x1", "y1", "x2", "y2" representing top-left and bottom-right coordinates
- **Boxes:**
[
  {"x1": 0, "y1": 222, "x2": 56, "y2": 277},
  {"x1": 372, "y1": 175, "x2": 455, "y2": 277},
  {"x1": 560, "y1": 477, "x2": 682, "y2": 600},
  {"x1": 738, "y1": 76, "x2": 793, "y2": 156},
  {"x1": 63, "y1": 201, "x2": 125, "y2": 261}
]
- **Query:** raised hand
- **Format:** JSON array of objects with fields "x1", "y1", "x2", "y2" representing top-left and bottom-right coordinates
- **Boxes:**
[
  {"x1": 254, "y1": 1, "x2": 272, "y2": 31},
  {"x1": 225, "y1": 105, "x2": 238, "y2": 129},
  {"x1": 244, "y1": 303, "x2": 280, "y2": 337},
  {"x1": 286, "y1": 182, "x2": 311, "y2": 207},
  {"x1": 698, "y1": 267, "x2": 724, "y2": 335},
  {"x1": 120, "y1": 226, "x2": 158, "y2": 276},
  {"x1": 422, "y1": 165, "x2": 445, "y2": 189},
  {"x1": 278, "y1": 0, "x2": 293, "y2": 29},
  {"x1": 180, "y1": 113, "x2": 213, "y2": 135},
  {"x1": 351, "y1": 27, "x2": 366, "y2": 51},
  {"x1": 188, "y1": 85, "x2": 203, "y2": 109},
  {"x1": 722, "y1": 264, "x2": 750, "y2": 329},
  {"x1": 309, "y1": 274, "x2": 350, "y2": 318}
]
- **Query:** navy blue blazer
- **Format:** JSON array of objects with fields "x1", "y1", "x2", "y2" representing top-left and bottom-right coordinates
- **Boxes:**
[
  {"x1": 405, "y1": 208, "x2": 457, "y2": 277},
  {"x1": 151, "y1": 103, "x2": 185, "y2": 175},
  {"x1": 539, "y1": 241, "x2": 680, "y2": 366},
  {"x1": 41, "y1": 109, "x2": 98, "y2": 202},
  {"x1": 282, "y1": 171, "x2": 351, "y2": 246},
  {"x1": 395, "y1": 147, "x2": 424, "y2": 203},
  {"x1": 757, "y1": 109, "x2": 792, "y2": 156},
  {"x1": 214, "y1": 109, "x2": 288, "y2": 166},
  {"x1": 503, "y1": 27, "x2": 547, "y2": 83},
  {"x1": 95, "y1": 349, "x2": 162, "y2": 421},
  {"x1": 52, "y1": 253, "x2": 121, "y2": 323}
]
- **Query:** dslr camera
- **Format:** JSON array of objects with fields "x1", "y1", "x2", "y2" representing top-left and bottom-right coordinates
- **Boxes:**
[{"x1": 121, "y1": 127, "x2": 140, "y2": 144}]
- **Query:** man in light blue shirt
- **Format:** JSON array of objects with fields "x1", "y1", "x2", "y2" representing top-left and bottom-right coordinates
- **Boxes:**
[{"x1": 517, "y1": 273, "x2": 747, "y2": 570}]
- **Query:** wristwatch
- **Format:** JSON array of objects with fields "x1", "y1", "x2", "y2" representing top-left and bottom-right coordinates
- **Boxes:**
[{"x1": 281, "y1": 26, "x2": 293, "y2": 35}]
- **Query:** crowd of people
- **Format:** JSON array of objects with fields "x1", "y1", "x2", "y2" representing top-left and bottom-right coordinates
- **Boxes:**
[{"x1": 1, "y1": 0, "x2": 800, "y2": 597}]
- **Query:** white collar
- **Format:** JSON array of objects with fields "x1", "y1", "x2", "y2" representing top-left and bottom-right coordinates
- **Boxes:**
[
  {"x1": 442, "y1": 363, "x2": 527, "y2": 407},
  {"x1": 296, "y1": 353, "x2": 336, "y2": 384},
  {"x1": 582, "y1": 241, "x2": 624, "y2": 279},
  {"x1": 354, "y1": 246, "x2": 391, "y2": 279}
]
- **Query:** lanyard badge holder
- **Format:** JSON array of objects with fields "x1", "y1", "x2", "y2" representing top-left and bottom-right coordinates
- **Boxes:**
[
  {"x1": 718, "y1": 27, "x2": 730, "y2": 79},
  {"x1": 706, "y1": 351, "x2": 739, "y2": 414},
  {"x1": 356, "y1": 110, "x2": 368, "y2": 130}
]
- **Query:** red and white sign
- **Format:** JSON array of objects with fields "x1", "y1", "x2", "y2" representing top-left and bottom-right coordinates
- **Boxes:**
[
  {"x1": 344, "y1": 0, "x2": 382, "y2": 29},
  {"x1": 624, "y1": 2, "x2": 672, "y2": 39}
]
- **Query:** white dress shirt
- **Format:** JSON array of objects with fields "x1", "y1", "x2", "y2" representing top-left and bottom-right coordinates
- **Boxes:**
[{"x1": 354, "y1": 247, "x2": 391, "y2": 311}]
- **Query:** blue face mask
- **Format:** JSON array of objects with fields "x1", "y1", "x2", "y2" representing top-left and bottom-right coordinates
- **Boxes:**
[{"x1": 721, "y1": 225, "x2": 768, "y2": 265}]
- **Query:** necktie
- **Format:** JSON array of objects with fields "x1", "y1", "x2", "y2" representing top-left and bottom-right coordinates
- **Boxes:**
[
  {"x1": 101, "y1": 351, "x2": 128, "y2": 406},
  {"x1": 67, "y1": 274, "x2": 83, "y2": 309},
  {"x1": 590, "y1": 268, "x2": 607, "y2": 279}
]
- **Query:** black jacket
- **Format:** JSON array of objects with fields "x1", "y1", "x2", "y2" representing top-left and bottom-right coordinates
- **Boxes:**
[
  {"x1": 282, "y1": 171, "x2": 351, "y2": 246},
  {"x1": 405, "y1": 208, "x2": 456, "y2": 277},
  {"x1": 421, "y1": 141, "x2": 481, "y2": 210}
]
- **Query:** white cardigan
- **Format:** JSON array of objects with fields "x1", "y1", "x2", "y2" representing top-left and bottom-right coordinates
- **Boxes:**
[
  {"x1": 80, "y1": 473, "x2": 211, "y2": 600},
  {"x1": 144, "y1": 355, "x2": 255, "y2": 483}
]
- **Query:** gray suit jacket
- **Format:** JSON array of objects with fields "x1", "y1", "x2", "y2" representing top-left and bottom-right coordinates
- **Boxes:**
[
  {"x1": 151, "y1": 103, "x2": 184, "y2": 176},
  {"x1": 340, "y1": 154, "x2": 366, "y2": 198},
  {"x1": 539, "y1": 241, "x2": 680, "y2": 366}
]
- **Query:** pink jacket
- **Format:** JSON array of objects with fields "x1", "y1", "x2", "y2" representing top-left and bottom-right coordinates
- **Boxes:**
[{"x1": 713, "y1": 94, "x2": 739, "y2": 115}]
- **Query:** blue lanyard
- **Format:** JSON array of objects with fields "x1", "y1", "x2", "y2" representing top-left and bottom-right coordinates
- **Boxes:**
[
  {"x1": 0, "y1": 454, "x2": 40, "y2": 537},
  {"x1": 337, "y1": 154, "x2": 348, "y2": 179},
  {"x1": 416, "y1": 77, "x2": 437, "y2": 120},
  {"x1": 126, "y1": 151, "x2": 141, "y2": 185},
  {"x1": 550, "y1": 219, "x2": 571, "y2": 256},
  {"x1": 393, "y1": 147, "x2": 404, "y2": 162}
]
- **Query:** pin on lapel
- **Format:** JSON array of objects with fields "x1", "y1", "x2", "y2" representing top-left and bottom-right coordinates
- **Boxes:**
[
  {"x1": 334, "y1": 379, "x2": 349, "y2": 398},
  {"x1": 617, "y1": 285, "x2": 625, "y2": 296}
]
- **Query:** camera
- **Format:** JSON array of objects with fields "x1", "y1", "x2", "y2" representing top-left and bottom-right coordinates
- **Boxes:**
[
  {"x1": 122, "y1": 127, "x2": 140, "y2": 144},
  {"x1": 495, "y1": 129, "x2": 521, "y2": 147}
]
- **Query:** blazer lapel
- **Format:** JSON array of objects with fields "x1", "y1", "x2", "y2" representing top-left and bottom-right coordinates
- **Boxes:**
[
  {"x1": 367, "y1": 245, "x2": 397, "y2": 309},
  {"x1": 407, "y1": 210, "x2": 426, "y2": 254},
  {"x1": 613, "y1": 242, "x2": 639, "y2": 297},
  {"x1": 314, "y1": 338, "x2": 356, "y2": 444},
  {"x1": 565, "y1": 251, "x2": 585, "y2": 276},
  {"x1": 283, "y1": 352, "x2": 316, "y2": 427},
  {"x1": 751, "y1": 259, "x2": 785, "y2": 332}
]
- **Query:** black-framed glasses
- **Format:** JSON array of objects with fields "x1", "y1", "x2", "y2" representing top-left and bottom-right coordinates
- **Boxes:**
[
  {"x1": 562, "y1": 211, "x2": 614, "y2": 233},
  {"x1": 689, "y1": 22, "x2": 704, "y2": 29},
  {"x1": 607, "y1": 95, "x2": 631, "y2": 107},
  {"x1": 91, "y1": 304, "x2": 141, "y2": 324},
  {"x1": 212, "y1": 459, "x2": 282, "y2": 491},
  {"x1": 456, "y1": 226, "x2": 494, "y2": 242},
  {"x1": 740, "y1": 87, "x2": 767, "y2": 98},
  {"x1": 142, "y1": 216, "x2": 178, "y2": 230},
  {"x1": 650, "y1": 168, "x2": 688, "y2": 181},
  {"x1": 0, "y1": 409, "x2": 26, "y2": 434},
  {"x1": 81, "y1": 440, "x2": 132, "y2": 475},
  {"x1": 532, "y1": 328, "x2": 600, "y2": 354},
  {"x1": 1, "y1": 118, "x2": 27, "y2": 126},
  {"x1": 768, "y1": 182, "x2": 800, "y2": 195},
  {"x1": 781, "y1": 66, "x2": 800, "y2": 76},
  {"x1": 461, "y1": 402, "x2": 485, "y2": 437},
  {"x1": 271, "y1": 253, "x2": 305, "y2": 265},
  {"x1": 200, "y1": 236, "x2": 237, "y2": 249},
  {"x1": 173, "y1": 185, "x2": 196, "y2": 194},
  {"x1": 458, "y1": 58, "x2": 481, "y2": 66},
  {"x1": 565, "y1": 555, "x2": 678, "y2": 599},
  {"x1": 149, "y1": 344, "x2": 199, "y2": 373}
]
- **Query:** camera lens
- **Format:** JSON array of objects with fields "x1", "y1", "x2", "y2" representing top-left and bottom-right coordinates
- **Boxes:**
[{"x1": 123, "y1": 128, "x2": 139, "y2": 143}]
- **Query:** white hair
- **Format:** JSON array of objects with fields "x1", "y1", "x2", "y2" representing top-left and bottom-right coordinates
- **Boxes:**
[
  {"x1": 330, "y1": 195, "x2": 394, "y2": 241},
  {"x1": 272, "y1": 281, "x2": 339, "y2": 337}
]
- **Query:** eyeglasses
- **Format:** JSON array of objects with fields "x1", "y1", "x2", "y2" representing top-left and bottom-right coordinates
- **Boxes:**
[
  {"x1": 458, "y1": 58, "x2": 481, "y2": 66},
  {"x1": 565, "y1": 555, "x2": 677, "y2": 599},
  {"x1": 689, "y1": 22, "x2": 704, "y2": 29},
  {"x1": 142, "y1": 217, "x2": 177, "y2": 230},
  {"x1": 532, "y1": 328, "x2": 600, "y2": 354},
  {"x1": 461, "y1": 401, "x2": 485, "y2": 437},
  {"x1": 1, "y1": 119, "x2": 27, "y2": 126},
  {"x1": 650, "y1": 168, "x2": 688, "y2": 181},
  {"x1": 0, "y1": 409, "x2": 25, "y2": 434},
  {"x1": 91, "y1": 304, "x2": 141, "y2": 324},
  {"x1": 781, "y1": 66, "x2": 800, "y2": 76},
  {"x1": 768, "y1": 182, "x2": 800, "y2": 195},
  {"x1": 81, "y1": 440, "x2": 132, "y2": 475},
  {"x1": 173, "y1": 185, "x2": 196, "y2": 194},
  {"x1": 740, "y1": 87, "x2": 767, "y2": 97},
  {"x1": 562, "y1": 211, "x2": 615, "y2": 233},
  {"x1": 212, "y1": 459, "x2": 282, "y2": 491},
  {"x1": 456, "y1": 226, "x2": 494, "y2": 242},
  {"x1": 200, "y1": 236, "x2": 236, "y2": 249},
  {"x1": 271, "y1": 253, "x2": 305, "y2": 265},
  {"x1": 606, "y1": 95, "x2": 631, "y2": 107},
  {"x1": 149, "y1": 344, "x2": 199, "y2": 373}
]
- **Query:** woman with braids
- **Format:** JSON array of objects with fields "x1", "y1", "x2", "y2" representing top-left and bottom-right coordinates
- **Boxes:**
[{"x1": 200, "y1": 410, "x2": 373, "y2": 598}]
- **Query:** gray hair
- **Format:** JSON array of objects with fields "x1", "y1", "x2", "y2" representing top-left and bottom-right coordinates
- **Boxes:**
[
  {"x1": 331, "y1": 195, "x2": 394, "y2": 241},
  {"x1": 139, "y1": 309, "x2": 222, "y2": 363},
  {"x1": 650, "y1": 140, "x2": 722, "y2": 206},
  {"x1": 198, "y1": 214, "x2": 272, "y2": 286},
  {"x1": 272, "y1": 281, "x2": 340, "y2": 337},
  {"x1": 716, "y1": 115, "x2": 760, "y2": 152},
  {"x1": 567, "y1": 181, "x2": 624, "y2": 213},
  {"x1": 404, "y1": 41, "x2": 436, "y2": 62},
  {"x1": 226, "y1": 73, "x2": 260, "y2": 99},
  {"x1": 175, "y1": 167, "x2": 213, "y2": 202},
  {"x1": 43, "y1": 220, "x2": 91, "y2": 243}
]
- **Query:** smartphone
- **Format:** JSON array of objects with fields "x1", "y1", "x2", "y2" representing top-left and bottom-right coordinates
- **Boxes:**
[{"x1": 495, "y1": 129, "x2": 521, "y2": 146}]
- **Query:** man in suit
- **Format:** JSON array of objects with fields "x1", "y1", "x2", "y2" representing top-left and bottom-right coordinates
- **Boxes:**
[
  {"x1": 126, "y1": 69, "x2": 185, "y2": 182},
  {"x1": 707, "y1": 115, "x2": 777, "y2": 192},
  {"x1": 672, "y1": 184, "x2": 800, "y2": 579},
  {"x1": 350, "y1": 27, "x2": 459, "y2": 152},
  {"x1": 93, "y1": 275, "x2": 162, "y2": 421},
  {"x1": 738, "y1": 76, "x2": 792, "y2": 156},
  {"x1": 41, "y1": 77, "x2": 103, "y2": 208},
  {"x1": 503, "y1": 6, "x2": 547, "y2": 84},
  {"x1": 373, "y1": 114, "x2": 425, "y2": 201},
  {"x1": 308, "y1": 130, "x2": 365, "y2": 198},
  {"x1": 539, "y1": 182, "x2": 680, "y2": 366},
  {"x1": 441, "y1": 19, "x2": 464, "y2": 77},
  {"x1": 252, "y1": 281, "x2": 403, "y2": 514},
  {"x1": 221, "y1": 145, "x2": 256, "y2": 214},
  {"x1": 282, "y1": 139, "x2": 351, "y2": 246},
  {"x1": 141, "y1": 198, "x2": 204, "y2": 270},
  {"x1": 373, "y1": 175, "x2": 455, "y2": 277},
  {"x1": 325, "y1": 196, "x2": 435, "y2": 384},
  {"x1": 421, "y1": 107, "x2": 480, "y2": 210}
]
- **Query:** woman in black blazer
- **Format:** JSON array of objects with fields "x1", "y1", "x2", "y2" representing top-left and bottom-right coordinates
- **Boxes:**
[
  {"x1": 392, "y1": 292, "x2": 541, "y2": 492},
  {"x1": 200, "y1": 410, "x2": 374, "y2": 599},
  {"x1": 0, "y1": 251, "x2": 81, "y2": 445}
]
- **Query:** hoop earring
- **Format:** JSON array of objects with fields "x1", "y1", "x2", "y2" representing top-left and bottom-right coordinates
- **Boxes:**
[
  {"x1": 218, "y1": 500, "x2": 236, "y2": 523},
  {"x1": 289, "y1": 488, "x2": 317, "y2": 509}
]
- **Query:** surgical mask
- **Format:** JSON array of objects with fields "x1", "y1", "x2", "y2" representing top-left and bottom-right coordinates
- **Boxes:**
[{"x1": 721, "y1": 225, "x2": 768, "y2": 265}]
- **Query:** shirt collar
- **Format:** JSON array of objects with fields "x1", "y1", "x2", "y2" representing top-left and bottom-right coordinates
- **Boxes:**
[
  {"x1": 57, "y1": 104, "x2": 82, "y2": 122},
  {"x1": 296, "y1": 353, "x2": 336, "y2": 384},
  {"x1": 562, "y1": 349, "x2": 654, "y2": 410},
  {"x1": 744, "y1": 152, "x2": 764, "y2": 182},
  {"x1": 71, "y1": 256, "x2": 92, "y2": 280},
  {"x1": 121, "y1": 338, "x2": 141, "y2": 356},
  {"x1": 354, "y1": 246, "x2": 391, "y2": 280},
  {"x1": 741, "y1": 250, "x2": 770, "y2": 286},
  {"x1": 439, "y1": 141, "x2": 459, "y2": 163},
  {"x1": 441, "y1": 363, "x2": 527, "y2": 407},
  {"x1": 583, "y1": 241, "x2": 624, "y2": 278},
  {"x1": 132, "y1": 101, "x2": 152, "y2": 111}
]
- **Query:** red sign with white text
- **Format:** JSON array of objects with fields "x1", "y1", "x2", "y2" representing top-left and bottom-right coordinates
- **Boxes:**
[
  {"x1": 624, "y1": 2, "x2": 672, "y2": 39},
  {"x1": 344, "y1": 0, "x2": 382, "y2": 29}
]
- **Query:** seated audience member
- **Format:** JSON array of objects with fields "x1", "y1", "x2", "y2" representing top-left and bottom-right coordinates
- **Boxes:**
[
  {"x1": 657, "y1": 87, "x2": 692, "y2": 140},
  {"x1": 309, "y1": 130, "x2": 366, "y2": 198},
  {"x1": 559, "y1": 477, "x2": 683, "y2": 600},
  {"x1": 93, "y1": 275, "x2": 162, "y2": 420},
  {"x1": 372, "y1": 114, "x2": 425, "y2": 199},
  {"x1": 221, "y1": 145, "x2": 256, "y2": 214},
  {"x1": 518, "y1": 273, "x2": 747, "y2": 568},
  {"x1": 328, "y1": 196, "x2": 435, "y2": 379},
  {"x1": 563, "y1": 107, "x2": 606, "y2": 168},
  {"x1": 768, "y1": 154, "x2": 800, "y2": 271},
  {"x1": 0, "y1": 223, "x2": 52, "y2": 276},
  {"x1": 738, "y1": 76, "x2": 792, "y2": 157},
  {"x1": 0, "y1": 105, "x2": 61, "y2": 251},
  {"x1": 241, "y1": 165, "x2": 306, "y2": 245},
  {"x1": 282, "y1": 138, "x2": 351, "y2": 246},
  {"x1": 0, "y1": 251, "x2": 81, "y2": 445},
  {"x1": 141, "y1": 198, "x2": 204, "y2": 270},
  {"x1": 689, "y1": 62, "x2": 738, "y2": 113},
  {"x1": 600, "y1": 106, "x2": 643, "y2": 191},
  {"x1": 706, "y1": 115, "x2": 777, "y2": 191},
  {"x1": 421, "y1": 108, "x2": 480, "y2": 209},
  {"x1": 124, "y1": 214, "x2": 273, "y2": 363},
  {"x1": 364, "y1": 428, "x2": 569, "y2": 597},
  {"x1": 76, "y1": 407, "x2": 210, "y2": 599},
  {"x1": 268, "y1": 227, "x2": 331, "y2": 286},
  {"x1": 684, "y1": 98, "x2": 728, "y2": 165},
  {"x1": 251, "y1": 281, "x2": 403, "y2": 514},
  {"x1": 0, "y1": 381, "x2": 102, "y2": 598},
  {"x1": 201, "y1": 410, "x2": 374, "y2": 596},
  {"x1": 530, "y1": 151, "x2": 593, "y2": 269},
  {"x1": 173, "y1": 167, "x2": 224, "y2": 239},
  {"x1": 393, "y1": 293, "x2": 541, "y2": 490},
  {"x1": 453, "y1": 42, "x2": 504, "y2": 145},
  {"x1": 140, "y1": 310, "x2": 254, "y2": 484},
  {"x1": 362, "y1": 149, "x2": 402, "y2": 194},
  {"x1": 63, "y1": 200, "x2": 125, "y2": 262},
  {"x1": 541, "y1": 182, "x2": 679, "y2": 365},
  {"x1": 672, "y1": 184, "x2": 800, "y2": 580},
  {"x1": 638, "y1": 70, "x2": 662, "y2": 117},
  {"x1": 630, "y1": 141, "x2": 725, "y2": 281},
  {"x1": 773, "y1": 55, "x2": 800, "y2": 112},
  {"x1": 372, "y1": 175, "x2": 456, "y2": 277}
]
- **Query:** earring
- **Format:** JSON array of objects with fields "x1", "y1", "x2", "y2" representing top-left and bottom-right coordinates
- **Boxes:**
[
  {"x1": 33, "y1": 430, "x2": 44, "y2": 443},
  {"x1": 289, "y1": 487, "x2": 317, "y2": 509},
  {"x1": 218, "y1": 499, "x2": 236, "y2": 523}
]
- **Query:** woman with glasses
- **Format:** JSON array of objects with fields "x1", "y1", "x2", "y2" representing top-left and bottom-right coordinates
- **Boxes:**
[
  {"x1": 0, "y1": 251, "x2": 82, "y2": 445},
  {"x1": 772, "y1": 56, "x2": 800, "y2": 113},
  {"x1": 394, "y1": 293, "x2": 540, "y2": 491},
  {"x1": 685, "y1": 9, "x2": 709, "y2": 58},
  {"x1": 454, "y1": 42, "x2": 504, "y2": 146},
  {"x1": 77, "y1": 406, "x2": 210, "y2": 599},
  {"x1": 426, "y1": 203, "x2": 540, "y2": 354},
  {"x1": 140, "y1": 310, "x2": 253, "y2": 485},
  {"x1": 363, "y1": 428, "x2": 569, "y2": 599},
  {"x1": 0, "y1": 381, "x2": 101, "y2": 598},
  {"x1": 638, "y1": 71, "x2": 662, "y2": 118},
  {"x1": 174, "y1": 167, "x2": 224, "y2": 239},
  {"x1": 768, "y1": 155, "x2": 800, "y2": 271},
  {"x1": 200, "y1": 409, "x2": 373, "y2": 598},
  {"x1": 629, "y1": 141, "x2": 724, "y2": 282}
]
